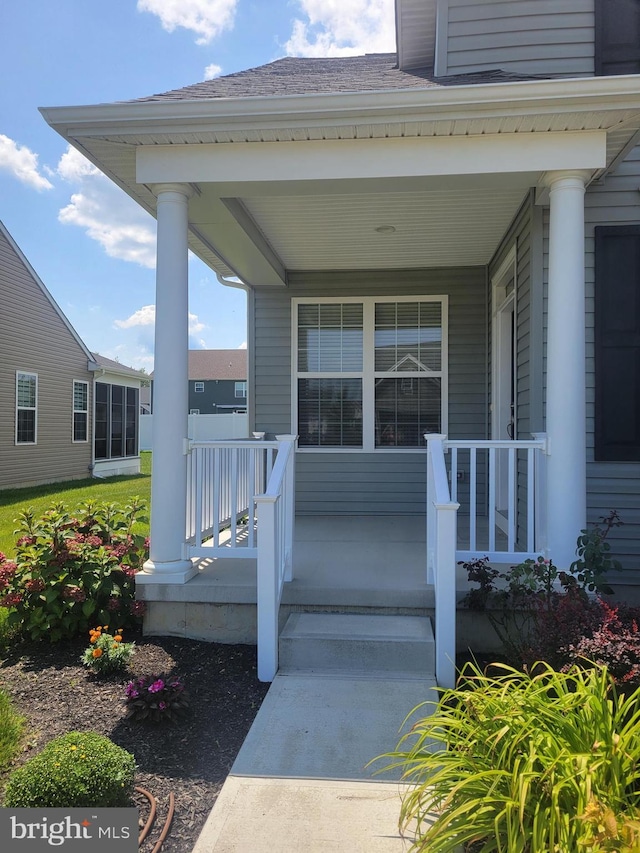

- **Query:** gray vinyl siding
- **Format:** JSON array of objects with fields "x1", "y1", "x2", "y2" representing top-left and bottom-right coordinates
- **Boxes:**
[
  {"x1": 252, "y1": 268, "x2": 487, "y2": 515},
  {"x1": 584, "y1": 145, "x2": 640, "y2": 574},
  {"x1": 0, "y1": 230, "x2": 93, "y2": 489},
  {"x1": 438, "y1": 0, "x2": 595, "y2": 78}
]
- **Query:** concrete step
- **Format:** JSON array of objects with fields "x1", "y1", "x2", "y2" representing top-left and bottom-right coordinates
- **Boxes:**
[{"x1": 278, "y1": 612, "x2": 434, "y2": 679}]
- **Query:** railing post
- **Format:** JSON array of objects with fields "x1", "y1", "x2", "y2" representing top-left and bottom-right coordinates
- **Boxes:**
[
  {"x1": 276, "y1": 435, "x2": 297, "y2": 582},
  {"x1": 434, "y1": 502, "x2": 459, "y2": 690},
  {"x1": 256, "y1": 494, "x2": 279, "y2": 682},
  {"x1": 425, "y1": 434, "x2": 447, "y2": 585},
  {"x1": 532, "y1": 432, "x2": 548, "y2": 555}
]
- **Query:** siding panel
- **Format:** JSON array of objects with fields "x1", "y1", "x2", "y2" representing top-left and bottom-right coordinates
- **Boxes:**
[
  {"x1": 0, "y1": 228, "x2": 93, "y2": 489},
  {"x1": 442, "y1": 0, "x2": 595, "y2": 77}
]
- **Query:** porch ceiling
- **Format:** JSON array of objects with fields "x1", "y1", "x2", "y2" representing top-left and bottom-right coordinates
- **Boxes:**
[{"x1": 40, "y1": 74, "x2": 640, "y2": 286}]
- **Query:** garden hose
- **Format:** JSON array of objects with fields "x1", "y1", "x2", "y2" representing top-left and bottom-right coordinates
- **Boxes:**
[{"x1": 136, "y1": 786, "x2": 174, "y2": 852}]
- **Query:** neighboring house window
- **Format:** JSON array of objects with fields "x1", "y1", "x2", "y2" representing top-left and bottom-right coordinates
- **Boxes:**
[
  {"x1": 73, "y1": 381, "x2": 89, "y2": 442},
  {"x1": 194, "y1": 381, "x2": 205, "y2": 393},
  {"x1": 190, "y1": 408, "x2": 200, "y2": 414},
  {"x1": 294, "y1": 297, "x2": 446, "y2": 450},
  {"x1": 235, "y1": 381, "x2": 247, "y2": 398},
  {"x1": 16, "y1": 371, "x2": 37, "y2": 444},
  {"x1": 595, "y1": 0, "x2": 640, "y2": 75},
  {"x1": 594, "y1": 226, "x2": 640, "y2": 461},
  {"x1": 95, "y1": 382, "x2": 139, "y2": 459}
]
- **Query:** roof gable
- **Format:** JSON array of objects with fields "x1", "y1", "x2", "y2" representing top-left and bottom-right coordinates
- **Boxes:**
[{"x1": 187, "y1": 349, "x2": 247, "y2": 381}]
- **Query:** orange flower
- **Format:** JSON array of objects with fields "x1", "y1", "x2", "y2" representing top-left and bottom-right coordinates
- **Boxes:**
[
  {"x1": 114, "y1": 635, "x2": 123, "y2": 642},
  {"x1": 102, "y1": 625, "x2": 109, "y2": 630},
  {"x1": 92, "y1": 648, "x2": 103, "y2": 658}
]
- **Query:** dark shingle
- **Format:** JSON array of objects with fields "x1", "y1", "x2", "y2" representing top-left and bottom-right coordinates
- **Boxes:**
[{"x1": 132, "y1": 54, "x2": 553, "y2": 103}]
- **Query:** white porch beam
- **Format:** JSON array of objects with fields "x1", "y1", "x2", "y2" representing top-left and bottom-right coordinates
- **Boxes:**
[
  {"x1": 136, "y1": 132, "x2": 606, "y2": 188},
  {"x1": 545, "y1": 171, "x2": 589, "y2": 569},
  {"x1": 139, "y1": 182, "x2": 197, "y2": 585}
]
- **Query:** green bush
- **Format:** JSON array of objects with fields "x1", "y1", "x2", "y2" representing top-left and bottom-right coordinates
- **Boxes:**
[
  {"x1": 0, "y1": 499, "x2": 148, "y2": 641},
  {"x1": 379, "y1": 662, "x2": 640, "y2": 852},
  {"x1": 0, "y1": 689, "x2": 25, "y2": 773},
  {"x1": 3, "y1": 731, "x2": 135, "y2": 808}
]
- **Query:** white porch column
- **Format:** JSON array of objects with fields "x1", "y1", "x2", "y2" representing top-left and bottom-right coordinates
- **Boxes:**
[
  {"x1": 545, "y1": 171, "x2": 589, "y2": 568},
  {"x1": 140, "y1": 183, "x2": 196, "y2": 584}
]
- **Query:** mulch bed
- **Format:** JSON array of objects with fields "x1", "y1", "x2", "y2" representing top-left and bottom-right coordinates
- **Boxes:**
[{"x1": 0, "y1": 632, "x2": 269, "y2": 853}]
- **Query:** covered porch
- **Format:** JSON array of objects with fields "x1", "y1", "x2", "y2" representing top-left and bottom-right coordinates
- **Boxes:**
[{"x1": 41, "y1": 69, "x2": 640, "y2": 687}]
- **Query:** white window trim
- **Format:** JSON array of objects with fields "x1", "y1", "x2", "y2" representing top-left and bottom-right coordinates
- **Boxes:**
[
  {"x1": 194, "y1": 381, "x2": 205, "y2": 393},
  {"x1": 235, "y1": 381, "x2": 247, "y2": 398},
  {"x1": 72, "y1": 380, "x2": 89, "y2": 443},
  {"x1": 292, "y1": 295, "x2": 448, "y2": 453},
  {"x1": 15, "y1": 370, "x2": 38, "y2": 445},
  {"x1": 190, "y1": 408, "x2": 201, "y2": 415}
]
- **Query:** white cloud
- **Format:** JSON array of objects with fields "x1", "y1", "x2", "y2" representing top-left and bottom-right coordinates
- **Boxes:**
[
  {"x1": 137, "y1": 0, "x2": 237, "y2": 45},
  {"x1": 115, "y1": 304, "x2": 206, "y2": 337},
  {"x1": 115, "y1": 304, "x2": 156, "y2": 329},
  {"x1": 56, "y1": 146, "x2": 157, "y2": 268},
  {"x1": 285, "y1": 0, "x2": 396, "y2": 57},
  {"x1": 204, "y1": 63, "x2": 223, "y2": 79},
  {"x1": 0, "y1": 134, "x2": 54, "y2": 191},
  {"x1": 238, "y1": 341, "x2": 247, "y2": 349}
]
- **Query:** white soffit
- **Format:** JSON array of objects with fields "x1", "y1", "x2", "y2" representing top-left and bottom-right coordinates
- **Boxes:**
[{"x1": 242, "y1": 187, "x2": 529, "y2": 270}]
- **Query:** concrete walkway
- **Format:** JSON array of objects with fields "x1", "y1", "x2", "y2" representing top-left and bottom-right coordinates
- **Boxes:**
[{"x1": 192, "y1": 672, "x2": 439, "y2": 853}]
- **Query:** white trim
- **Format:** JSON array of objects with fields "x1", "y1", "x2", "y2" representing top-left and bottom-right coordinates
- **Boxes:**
[
  {"x1": 15, "y1": 370, "x2": 38, "y2": 445},
  {"x1": 72, "y1": 379, "x2": 89, "y2": 444},
  {"x1": 292, "y1": 295, "x2": 448, "y2": 453},
  {"x1": 194, "y1": 381, "x2": 205, "y2": 393}
]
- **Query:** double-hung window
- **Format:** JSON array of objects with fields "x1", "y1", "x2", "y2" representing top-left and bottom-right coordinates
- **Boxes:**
[
  {"x1": 235, "y1": 381, "x2": 247, "y2": 398},
  {"x1": 16, "y1": 371, "x2": 37, "y2": 444},
  {"x1": 73, "y1": 381, "x2": 89, "y2": 442},
  {"x1": 194, "y1": 381, "x2": 205, "y2": 393},
  {"x1": 294, "y1": 296, "x2": 447, "y2": 450}
]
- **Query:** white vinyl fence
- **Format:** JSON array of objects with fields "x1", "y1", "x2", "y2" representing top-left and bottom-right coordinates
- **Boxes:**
[{"x1": 139, "y1": 413, "x2": 248, "y2": 450}]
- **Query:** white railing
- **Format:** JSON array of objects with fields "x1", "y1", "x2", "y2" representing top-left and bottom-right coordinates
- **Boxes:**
[
  {"x1": 425, "y1": 434, "x2": 460, "y2": 690},
  {"x1": 256, "y1": 435, "x2": 297, "y2": 682},
  {"x1": 425, "y1": 433, "x2": 548, "y2": 689},
  {"x1": 445, "y1": 435, "x2": 547, "y2": 562},
  {"x1": 185, "y1": 439, "x2": 279, "y2": 558}
]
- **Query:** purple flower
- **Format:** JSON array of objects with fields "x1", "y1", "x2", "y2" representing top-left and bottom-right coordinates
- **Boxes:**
[
  {"x1": 125, "y1": 683, "x2": 140, "y2": 699},
  {"x1": 148, "y1": 679, "x2": 165, "y2": 693},
  {"x1": 158, "y1": 701, "x2": 167, "y2": 711}
]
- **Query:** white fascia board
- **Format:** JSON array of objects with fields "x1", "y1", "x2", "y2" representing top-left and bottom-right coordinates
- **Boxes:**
[
  {"x1": 137, "y1": 132, "x2": 606, "y2": 186},
  {"x1": 39, "y1": 75, "x2": 640, "y2": 139}
]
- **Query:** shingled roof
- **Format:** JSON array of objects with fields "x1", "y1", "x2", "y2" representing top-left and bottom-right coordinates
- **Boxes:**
[
  {"x1": 188, "y1": 349, "x2": 247, "y2": 381},
  {"x1": 92, "y1": 353, "x2": 148, "y2": 379},
  {"x1": 133, "y1": 53, "x2": 553, "y2": 103}
]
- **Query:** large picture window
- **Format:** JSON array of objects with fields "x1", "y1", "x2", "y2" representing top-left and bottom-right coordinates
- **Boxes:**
[
  {"x1": 95, "y1": 382, "x2": 139, "y2": 460},
  {"x1": 16, "y1": 371, "x2": 37, "y2": 444},
  {"x1": 294, "y1": 297, "x2": 447, "y2": 450}
]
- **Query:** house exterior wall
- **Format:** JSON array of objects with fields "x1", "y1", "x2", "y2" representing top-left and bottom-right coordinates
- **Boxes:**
[
  {"x1": 188, "y1": 379, "x2": 246, "y2": 413},
  {"x1": 435, "y1": 0, "x2": 595, "y2": 78},
  {"x1": 0, "y1": 228, "x2": 93, "y2": 490},
  {"x1": 252, "y1": 267, "x2": 488, "y2": 515},
  {"x1": 584, "y1": 144, "x2": 640, "y2": 572}
]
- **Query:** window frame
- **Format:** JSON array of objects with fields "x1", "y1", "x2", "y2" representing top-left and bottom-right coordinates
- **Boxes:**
[
  {"x1": 292, "y1": 295, "x2": 448, "y2": 453},
  {"x1": 194, "y1": 381, "x2": 205, "y2": 393},
  {"x1": 234, "y1": 380, "x2": 247, "y2": 398},
  {"x1": 72, "y1": 380, "x2": 89, "y2": 443},
  {"x1": 94, "y1": 381, "x2": 139, "y2": 460},
  {"x1": 15, "y1": 371, "x2": 38, "y2": 445}
]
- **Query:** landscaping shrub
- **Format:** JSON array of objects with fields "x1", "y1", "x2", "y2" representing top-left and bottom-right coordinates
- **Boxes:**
[
  {"x1": 0, "y1": 499, "x2": 148, "y2": 641},
  {"x1": 3, "y1": 731, "x2": 135, "y2": 808},
  {"x1": 81, "y1": 625, "x2": 136, "y2": 675},
  {"x1": 379, "y1": 662, "x2": 640, "y2": 852}
]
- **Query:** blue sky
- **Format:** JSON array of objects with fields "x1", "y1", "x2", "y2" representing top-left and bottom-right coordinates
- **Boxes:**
[{"x1": 1, "y1": 1, "x2": 395, "y2": 370}]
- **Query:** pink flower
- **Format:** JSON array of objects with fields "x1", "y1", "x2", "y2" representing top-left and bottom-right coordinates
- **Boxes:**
[
  {"x1": 62, "y1": 585, "x2": 86, "y2": 602},
  {"x1": 16, "y1": 536, "x2": 36, "y2": 547},
  {"x1": 0, "y1": 592, "x2": 23, "y2": 607},
  {"x1": 125, "y1": 683, "x2": 140, "y2": 699},
  {"x1": 25, "y1": 578, "x2": 45, "y2": 593},
  {"x1": 130, "y1": 600, "x2": 146, "y2": 617},
  {"x1": 85, "y1": 535, "x2": 103, "y2": 548},
  {"x1": 158, "y1": 701, "x2": 167, "y2": 711},
  {"x1": 148, "y1": 679, "x2": 165, "y2": 693},
  {"x1": 107, "y1": 596, "x2": 121, "y2": 612}
]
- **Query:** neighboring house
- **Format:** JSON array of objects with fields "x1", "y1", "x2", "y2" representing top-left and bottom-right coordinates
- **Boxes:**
[
  {"x1": 42, "y1": 0, "x2": 640, "y2": 680},
  {"x1": 90, "y1": 354, "x2": 147, "y2": 477},
  {"x1": 149, "y1": 349, "x2": 247, "y2": 414},
  {"x1": 0, "y1": 220, "x2": 97, "y2": 489}
]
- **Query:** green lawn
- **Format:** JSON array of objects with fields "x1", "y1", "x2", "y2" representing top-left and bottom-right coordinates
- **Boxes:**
[{"x1": 0, "y1": 452, "x2": 151, "y2": 558}]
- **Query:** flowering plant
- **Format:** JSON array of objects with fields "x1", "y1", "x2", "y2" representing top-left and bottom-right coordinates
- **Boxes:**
[
  {"x1": 124, "y1": 673, "x2": 189, "y2": 723},
  {"x1": 0, "y1": 499, "x2": 148, "y2": 641},
  {"x1": 81, "y1": 625, "x2": 135, "y2": 675}
]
